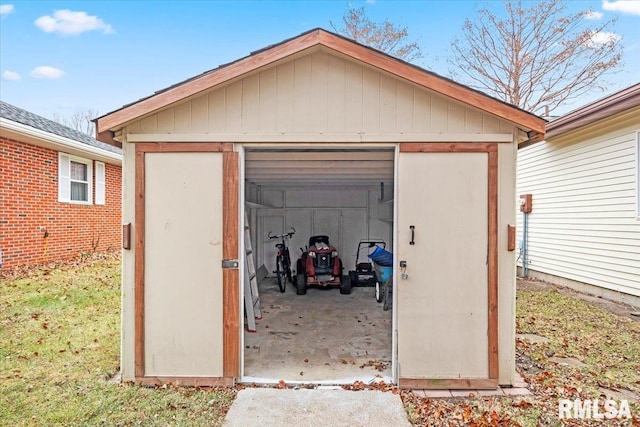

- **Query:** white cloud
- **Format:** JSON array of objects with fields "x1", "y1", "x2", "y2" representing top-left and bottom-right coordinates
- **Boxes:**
[
  {"x1": 2, "y1": 70, "x2": 20, "y2": 80},
  {"x1": 30, "y1": 66, "x2": 65, "y2": 79},
  {"x1": 589, "y1": 30, "x2": 623, "y2": 46},
  {"x1": 34, "y1": 9, "x2": 114, "y2": 35},
  {"x1": 0, "y1": 4, "x2": 15, "y2": 16},
  {"x1": 602, "y1": 0, "x2": 640, "y2": 16},
  {"x1": 584, "y1": 10, "x2": 604, "y2": 19}
]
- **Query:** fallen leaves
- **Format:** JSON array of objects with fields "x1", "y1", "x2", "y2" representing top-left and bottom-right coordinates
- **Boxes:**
[{"x1": 359, "y1": 359, "x2": 391, "y2": 372}]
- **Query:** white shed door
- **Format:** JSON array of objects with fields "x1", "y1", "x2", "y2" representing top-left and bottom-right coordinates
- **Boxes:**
[
  {"x1": 397, "y1": 152, "x2": 489, "y2": 380},
  {"x1": 144, "y1": 152, "x2": 224, "y2": 377}
]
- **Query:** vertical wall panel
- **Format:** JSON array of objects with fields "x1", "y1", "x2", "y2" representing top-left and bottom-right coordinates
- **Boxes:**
[
  {"x1": 209, "y1": 89, "x2": 226, "y2": 132},
  {"x1": 379, "y1": 75, "x2": 397, "y2": 132},
  {"x1": 259, "y1": 68, "x2": 277, "y2": 133},
  {"x1": 431, "y1": 97, "x2": 449, "y2": 132},
  {"x1": 312, "y1": 209, "x2": 342, "y2": 253},
  {"x1": 139, "y1": 115, "x2": 157, "y2": 132},
  {"x1": 413, "y1": 90, "x2": 431, "y2": 133},
  {"x1": 344, "y1": 61, "x2": 364, "y2": 132},
  {"x1": 448, "y1": 102, "x2": 466, "y2": 131},
  {"x1": 311, "y1": 51, "x2": 329, "y2": 132},
  {"x1": 466, "y1": 108, "x2": 484, "y2": 132},
  {"x1": 396, "y1": 82, "x2": 414, "y2": 132},
  {"x1": 327, "y1": 54, "x2": 346, "y2": 132},
  {"x1": 191, "y1": 96, "x2": 209, "y2": 133},
  {"x1": 156, "y1": 109, "x2": 175, "y2": 133},
  {"x1": 174, "y1": 102, "x2": 191, "y2": 133},
  {"x1": 483, "y1": 114, "x2": 501, "y2": 133},
  {"x1": 362, "y1": 67, "x2": 380, "y2": 132},
  {"x1": 242, "y1": 73, "x2": 260, "y2": 133},
  {"x1": 261, "y1": 214, "x2": 286, "y2": 276},
  {"x1": 340, "y1": 209, "x2": 368, "y2": 269},
  {"x1": 128, "y1": 50, "x2": 516, "y2": 138},
  {"x1": 276, "y1": 61, "x2": 294, "y2": 133},
  {"x1": 225, "y1": 82, "x2": 243, "y2": 133},
  {"x1": 294, "y1": 56, "x2": 312, "y2": 132}
]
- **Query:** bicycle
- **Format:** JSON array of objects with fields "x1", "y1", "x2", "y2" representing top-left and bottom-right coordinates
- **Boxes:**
[{"x1": 268, "y1": 227, "x2": 296, "y2": 293}]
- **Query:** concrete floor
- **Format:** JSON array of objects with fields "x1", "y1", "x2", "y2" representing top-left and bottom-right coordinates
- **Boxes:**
[{"x1": 243, "y1": 276, "x2": 393, "y2": 384}]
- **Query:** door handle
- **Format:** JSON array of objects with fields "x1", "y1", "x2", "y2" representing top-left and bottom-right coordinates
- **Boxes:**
[{"x1": 410, "y1": 225, "x2": 415, "y2": 245}]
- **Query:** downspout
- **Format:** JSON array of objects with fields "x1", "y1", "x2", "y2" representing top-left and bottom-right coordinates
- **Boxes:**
[
  {"x1": 522, "y1": 211, "x2": 528, "y2": 277},
  {"x1": 519, "y1": 194, "x2": 533, "y2": 278}
]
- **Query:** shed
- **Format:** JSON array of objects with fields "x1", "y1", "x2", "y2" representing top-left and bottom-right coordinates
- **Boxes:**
[
  {"x1": 96, "y1": 29, "x2": 545, "y2": 389},
  {"x1": 517, "y1": 83, "x2": 640, "y2": 307}
]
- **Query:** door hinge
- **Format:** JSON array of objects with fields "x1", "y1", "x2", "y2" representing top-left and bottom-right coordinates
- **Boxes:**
[{"x1": 222, "y1": 259, "x2": 239, "y2": 269}]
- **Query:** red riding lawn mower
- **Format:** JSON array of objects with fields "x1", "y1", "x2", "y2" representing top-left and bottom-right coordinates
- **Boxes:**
[{"x1": 294, "y1": 235, "x2": 351, "y2": 295}]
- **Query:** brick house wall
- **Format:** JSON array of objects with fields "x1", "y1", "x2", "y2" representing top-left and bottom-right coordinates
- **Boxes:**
[{"x1": 0, "y1": 136, "x2": 121, "y2": 269}]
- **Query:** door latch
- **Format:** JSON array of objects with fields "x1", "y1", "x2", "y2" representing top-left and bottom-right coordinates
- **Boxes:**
[
  {"x1": 399, "y1": 260, "x2": 408, "y2": 279},
  {"x1": 222, "y1": 259, "x2": 239, "y2": 269}
]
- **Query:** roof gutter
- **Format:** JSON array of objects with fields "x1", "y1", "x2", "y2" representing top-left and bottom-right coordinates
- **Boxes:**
[
  {"x1": 546, "y1": 83, "x2": 640, "y2": 139},
  {"x1": 0, "y1": 117, "x2": 122, "y2": 165}
]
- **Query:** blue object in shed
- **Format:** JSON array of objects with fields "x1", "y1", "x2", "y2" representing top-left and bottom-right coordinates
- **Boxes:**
[
  {"x1": 375, "y1": 265, "x2": 393, "y2": 282},
  {"x1": 368, "y1": 245, "x2": 393, "y2": 267}
]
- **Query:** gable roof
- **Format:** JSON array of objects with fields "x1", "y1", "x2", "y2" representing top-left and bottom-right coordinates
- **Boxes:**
[
  {"x1": 1, "y1": 100, "x2": 122, "y2": 158},
  {"x1": 547, "y1": 82, "x2": 640, "y2": 139},
  {"x1": 96, "y1": 28, "x2": 545, "y2": 144}
]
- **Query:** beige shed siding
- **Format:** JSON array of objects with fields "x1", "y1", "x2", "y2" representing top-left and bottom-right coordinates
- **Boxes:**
[
  {"x1": 124, "y1": 50, "x2": 514, "y2": 138},
  {"x1": 498, "y1": 141, "x2": 517, "y2": 385},
  {"x1": 121, "y1": 142, "x2": 136, "y2": 381},
  {"x1": 517, "y1": 122, "x2": 640, "y2": 297}
]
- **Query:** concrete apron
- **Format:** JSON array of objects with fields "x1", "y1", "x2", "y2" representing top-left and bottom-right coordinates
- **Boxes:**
[
  {"x1": 243, "y1": 277, "x2": 392, "y2": 384},
  {"x1": 223, "y1": 388, "x2": 411, "y2": 427}
]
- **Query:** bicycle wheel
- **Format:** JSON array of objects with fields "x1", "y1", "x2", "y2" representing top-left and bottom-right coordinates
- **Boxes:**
[
  {"x1": 276, "y1": 258, "x2": 286, "y2": 293},
  {"x1": 284, "y1": 257, "x2": 293, "y2": 283}
]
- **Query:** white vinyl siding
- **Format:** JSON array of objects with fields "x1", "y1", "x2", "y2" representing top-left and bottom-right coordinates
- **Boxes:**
[
  {"x1": 517, "y1": 126, "x2": 640, "y2": 297},
  {"x1": 636, "y1": 132, "x2": 640, "y2": 218},
  {"x1": 58, "y1": 153, "x2": 93, "y2": 204},
  {"x1": 95, "y1": 161, "x2": 106, "y2": 205}
]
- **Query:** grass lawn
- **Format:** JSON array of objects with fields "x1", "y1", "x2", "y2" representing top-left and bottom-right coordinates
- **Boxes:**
[
  {"x1": 1, "y1": 256, "x2": 638, "y2": 426},
  {"x1": 401, "y1": 284, "x2": 640, "y2": 426},
  {"x1": 0, "y1": 254, "x2": 235, "y2": 426}
]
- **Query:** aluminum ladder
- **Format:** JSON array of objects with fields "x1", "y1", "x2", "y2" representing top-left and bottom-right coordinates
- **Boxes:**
[{"x1": 244, "y1": 212, "x2": 261, "y2": 332}]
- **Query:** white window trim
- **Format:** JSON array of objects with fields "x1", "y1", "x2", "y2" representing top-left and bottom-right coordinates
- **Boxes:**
[{"x1": 58, "y1": 152, "x2": 93, "y2": 205}]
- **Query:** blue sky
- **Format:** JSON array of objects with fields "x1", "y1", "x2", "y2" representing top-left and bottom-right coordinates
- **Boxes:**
[{"x1": 1, "y1": 0, "x2": 639, "y2": 122}]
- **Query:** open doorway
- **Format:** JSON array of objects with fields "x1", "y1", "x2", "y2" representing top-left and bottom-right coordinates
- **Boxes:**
[{"x1": 240, "y1": 145, "x2": 396, "y2": 384}]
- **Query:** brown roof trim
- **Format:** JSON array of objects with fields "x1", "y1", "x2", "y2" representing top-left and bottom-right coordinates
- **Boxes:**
[
  {"x1": 96, "y1": 28, "x2": 545, "y2": 142},
  {"x1": 547, "y1": 83, "x2": 640, "y2": 139}
]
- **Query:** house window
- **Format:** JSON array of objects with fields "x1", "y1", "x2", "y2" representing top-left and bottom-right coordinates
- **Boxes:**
[{"x1": 58, "y1": 153, "x2": 93, "y2": 204}]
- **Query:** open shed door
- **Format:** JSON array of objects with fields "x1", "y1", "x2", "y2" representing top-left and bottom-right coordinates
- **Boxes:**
[
  {"x1": 397, "y1": 144, "x2": 498, "y2": 389},
  {"x1": 134, "y1": 143, "x2": 239, "y2": 385}
]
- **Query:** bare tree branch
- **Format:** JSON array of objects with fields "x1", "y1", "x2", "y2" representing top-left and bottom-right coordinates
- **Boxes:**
[
  {"x1": 448, "y1": 0, "x2": 623, "y2": 115},
  {"x1": 331, "y1": 5, "x2": 423, "y2": 63},
  {"x1": 50, "y1": 109, "x2": 99, "y2": 137}
]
